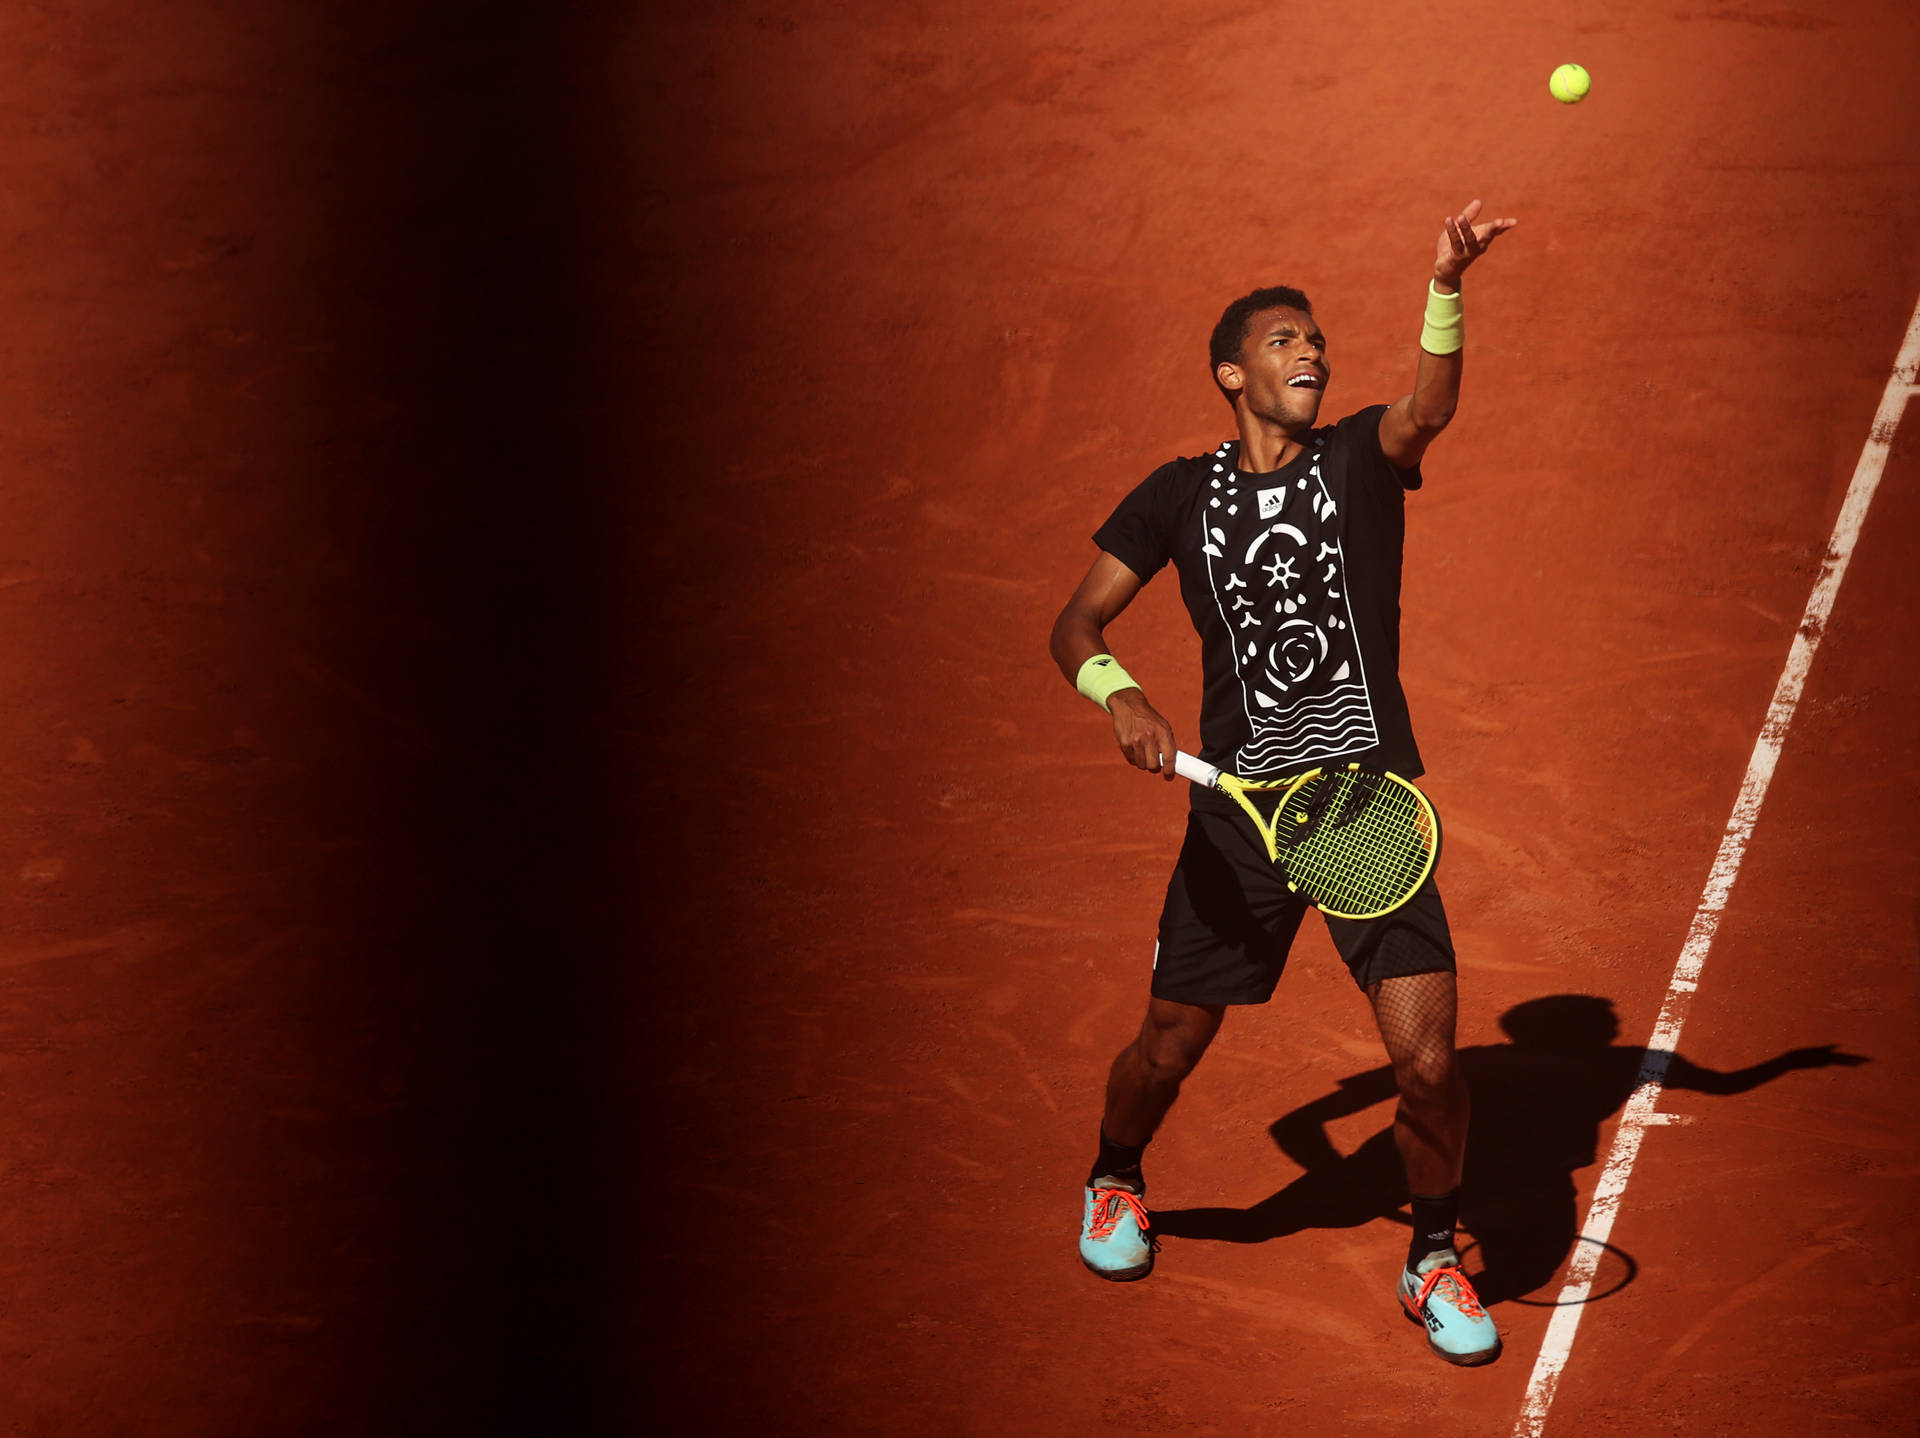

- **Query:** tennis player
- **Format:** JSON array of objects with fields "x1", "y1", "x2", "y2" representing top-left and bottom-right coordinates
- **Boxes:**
[{"x1": 1050, "y1": 201, "x2": 1516, "y2": 1366}]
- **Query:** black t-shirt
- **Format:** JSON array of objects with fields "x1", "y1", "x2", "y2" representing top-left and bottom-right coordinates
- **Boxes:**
[{"x1": 1093, "y1": 405, "x2": 1424, "y2": 793}]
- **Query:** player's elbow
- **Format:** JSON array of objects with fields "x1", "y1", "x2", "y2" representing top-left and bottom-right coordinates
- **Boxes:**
[
  {"x1": 1410, "y1": 399, "x2": 1456, "y2": 433},
  {"x1": 1048, "y1": 604, "x2": 1086, "y2": 668},
  {"x1": 1047, "y1": 604, "x2": 1072, "y2": 667},
  {"x1": 1050, "y1": 599, "x2": 1108, "y2": 672}
]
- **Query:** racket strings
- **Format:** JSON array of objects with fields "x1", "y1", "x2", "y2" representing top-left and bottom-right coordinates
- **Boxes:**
[{"x1": 1287, "y1": 771, "x2": 1436, "y2": 915}]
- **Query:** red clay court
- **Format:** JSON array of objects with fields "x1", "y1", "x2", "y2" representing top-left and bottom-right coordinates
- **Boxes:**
[{"x1": 2, "y1": 1, "x2": 1917, "y2": 1434}]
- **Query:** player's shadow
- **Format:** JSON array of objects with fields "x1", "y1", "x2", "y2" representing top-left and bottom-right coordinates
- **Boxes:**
[{"x1": 1151, "y1": 994, "x2": 1868, "y2": 1304}]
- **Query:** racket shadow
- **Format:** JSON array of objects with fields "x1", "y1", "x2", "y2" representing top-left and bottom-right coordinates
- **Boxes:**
[{"x1": 1150, "y1": 993, "x2": 1869, "y2": 1305}]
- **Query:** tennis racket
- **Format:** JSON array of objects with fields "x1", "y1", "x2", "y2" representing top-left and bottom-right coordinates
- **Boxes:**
[{"x1": 1171, "y1": 751, "x2": 1441, "y2": 920}]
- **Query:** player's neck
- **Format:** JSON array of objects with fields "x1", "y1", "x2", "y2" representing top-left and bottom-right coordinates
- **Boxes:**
[{"x1": 1233, "y1": 417, "x2": 1310, "y2": 475}]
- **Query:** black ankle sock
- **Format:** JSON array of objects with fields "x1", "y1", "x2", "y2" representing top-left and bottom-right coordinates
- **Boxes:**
[
  {"x1": 1407, "y1": 1190, "x2": 1460, "y2": 1271},
  {"x1": 1089, "y1": 1129, "x2": 1146, "y2": 1189}
]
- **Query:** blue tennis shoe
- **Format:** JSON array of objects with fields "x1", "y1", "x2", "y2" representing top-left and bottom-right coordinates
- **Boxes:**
[
  {"x1": 1397, "y1": 1251, "x2": 1501, "y2": 1366},
  {"x1": 1079, "y1": 1184, "x2": 1154, "y2": 1281}
]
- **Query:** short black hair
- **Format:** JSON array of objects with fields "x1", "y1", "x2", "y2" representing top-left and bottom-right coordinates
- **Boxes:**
[{"x1": 1208, "y1": 285, "x2": 1314, "y2": 403}]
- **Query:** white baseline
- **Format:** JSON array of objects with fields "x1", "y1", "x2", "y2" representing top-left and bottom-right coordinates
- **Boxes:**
[{"x1": 1513, "y1": 289, "x2": 1920, "y2": 1438}]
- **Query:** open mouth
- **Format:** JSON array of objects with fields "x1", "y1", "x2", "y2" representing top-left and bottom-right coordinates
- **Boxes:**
[{"x1": 1286, "y1": 372, "x2": 1324, "y2": 391}]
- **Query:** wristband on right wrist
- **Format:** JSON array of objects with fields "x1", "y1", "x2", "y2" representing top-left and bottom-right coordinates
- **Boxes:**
[{"x1": 1075, "y1": 653, "x2": 1141, "y2": 712}]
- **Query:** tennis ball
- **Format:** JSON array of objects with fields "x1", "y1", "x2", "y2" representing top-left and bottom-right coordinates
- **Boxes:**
[{"x1": 1549, "y1": 63, "x2": 1591, "y2": 104}]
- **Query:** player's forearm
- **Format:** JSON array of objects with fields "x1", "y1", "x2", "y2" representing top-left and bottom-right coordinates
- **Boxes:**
[
  {"x1": 1409, "y1": 268, "x2": 1466, "y2": 431},
  {"x1": 1050, "y1": 610, "x2": 1148, "y2": 707},
  {"x1": 1407, "y1": 344, "x2": 1462, "y2": 434},
  {"x1": 1049, "y1": 608, "x2": 1110, "y2": 686},
  {"x1": 1053, "y1": 553, "x2": 1150, "y2": 686}
]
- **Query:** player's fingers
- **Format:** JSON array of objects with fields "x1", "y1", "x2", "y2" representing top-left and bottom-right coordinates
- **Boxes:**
[{"x1": 1139, "y1": 725, "x2": 1171, "y2": 776}]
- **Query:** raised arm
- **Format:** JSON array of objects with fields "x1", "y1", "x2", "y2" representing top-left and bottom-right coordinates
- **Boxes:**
[
  {"x1": 1379, "y1": 199, "x2": 1518, "y2": 471},
  {"x1": 1050, "y1": 551, "x2": 1180, "y2": 779},
  {"x1": 1664, "y1": 1044, "x2": 1868, "y2": 1096}
]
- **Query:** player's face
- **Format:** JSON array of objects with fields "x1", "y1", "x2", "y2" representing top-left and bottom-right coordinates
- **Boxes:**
[{"x1": 1221, "y1": 306, "x2": 1329, "y2": 429}]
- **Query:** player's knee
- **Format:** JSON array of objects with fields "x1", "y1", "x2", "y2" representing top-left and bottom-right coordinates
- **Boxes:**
[
  {"x1": 1137, "y1": 1037, "x2": 1200, "y2": 1082},
  {"x1": 1393, "y1": 1047, "x2": 1459, "y2": 1105},
  {"x1": 1139, "y1": 1023, "x2": 1212, "y2": 1080},
  {"x1": 1138, "y1": 1002, "x2": 1220, "y2": 1079}
]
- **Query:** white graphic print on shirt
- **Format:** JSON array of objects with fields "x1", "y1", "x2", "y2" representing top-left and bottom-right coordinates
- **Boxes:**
[{"x1": 1199, "y1": 441, "x2": 1380, "y2": 777}]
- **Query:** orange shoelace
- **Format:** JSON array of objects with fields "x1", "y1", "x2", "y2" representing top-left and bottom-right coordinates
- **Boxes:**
[
  {"x1": 1412, "y1": 1265, "x2": 1488, "y2": 1320},
  {"x1": 1086, "y1": 1187, "x2": 1151, "y2": 1241}
]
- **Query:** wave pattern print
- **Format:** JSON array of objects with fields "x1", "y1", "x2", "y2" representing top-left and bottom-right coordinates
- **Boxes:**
[{"x1": 1238, "y1": 681, "x2": 1376, "y2": 773}]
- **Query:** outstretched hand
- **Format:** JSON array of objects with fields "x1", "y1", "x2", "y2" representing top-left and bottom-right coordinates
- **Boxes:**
[
  {"x1": 1782, "y1": 1044, "x2": 1870, "y2": 1070},
  {"x1": 1433, "y1": 199, "x2": 1517, "y2": 287}
]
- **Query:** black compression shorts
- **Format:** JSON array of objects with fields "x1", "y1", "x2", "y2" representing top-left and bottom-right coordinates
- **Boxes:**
[{"x1": 1149, "y1": 807, "x2": 1456, "y2": 1007}]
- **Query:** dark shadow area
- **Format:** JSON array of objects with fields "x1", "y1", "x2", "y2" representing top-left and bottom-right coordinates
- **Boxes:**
[
  {"x1": 1153, "y1": 995, "x2": 1867, "y2": 1303},
  {"x1": 291, "y1": 3, "x2": 622, "y2": 1428}
]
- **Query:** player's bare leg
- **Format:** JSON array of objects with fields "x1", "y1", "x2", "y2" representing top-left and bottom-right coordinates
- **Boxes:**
[
  {"x1": 1079, "y1": 997, "x2": 1222, "y2": 1281},
  {"x1": 1101, "y1": 997, "x2": 1225, "y2": 1152},
  {"x1": 1368, "y1": 969, "x2": 1499, "y2": 1365}
]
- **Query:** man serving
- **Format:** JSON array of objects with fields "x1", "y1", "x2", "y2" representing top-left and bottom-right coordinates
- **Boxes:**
[{"x1": 1049, "y1": 200, "x2": 1517, "y2": 1367}]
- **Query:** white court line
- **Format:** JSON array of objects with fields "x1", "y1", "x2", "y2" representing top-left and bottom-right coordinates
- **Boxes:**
[{"x1": 1513, "y1": 288, "x2": 1920, "y2": 1438}]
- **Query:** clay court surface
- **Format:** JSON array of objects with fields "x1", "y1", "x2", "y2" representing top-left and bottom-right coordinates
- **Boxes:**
[{"x1": 0, "y1": 0, "x2": 1915, "y2": 1433}]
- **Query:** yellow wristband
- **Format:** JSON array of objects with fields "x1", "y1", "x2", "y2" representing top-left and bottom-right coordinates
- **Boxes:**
[
  {"x1": 1075, "y1": 653, "x2": 1141, "y2": 712},
  {"x1": 1420, "y1": 280, "x2": 1463, "y2": 356}
]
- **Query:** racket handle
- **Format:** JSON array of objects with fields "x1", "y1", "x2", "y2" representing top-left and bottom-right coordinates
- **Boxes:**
[{"x1": 1173, "y1": 750, "x2": 1221, "y2": 788}]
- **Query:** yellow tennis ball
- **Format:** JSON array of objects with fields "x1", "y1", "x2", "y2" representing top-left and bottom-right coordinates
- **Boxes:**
[{"x1": 1550, "y1": 63, "x2": 1591, "y2": 104}]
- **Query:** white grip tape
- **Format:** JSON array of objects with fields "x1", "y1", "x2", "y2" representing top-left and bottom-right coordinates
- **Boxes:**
[{"x1": 1173, "y1": 751, "x2": 1221, "y2": 788}]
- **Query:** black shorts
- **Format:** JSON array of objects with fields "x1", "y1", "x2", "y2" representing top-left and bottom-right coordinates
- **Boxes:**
[{"x1": 1150, "y1": 806, "x2": 1456, "y2": 1007}]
